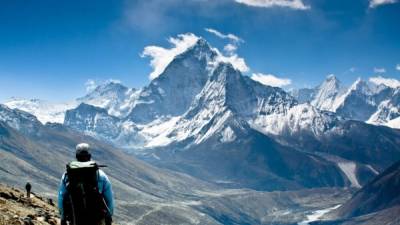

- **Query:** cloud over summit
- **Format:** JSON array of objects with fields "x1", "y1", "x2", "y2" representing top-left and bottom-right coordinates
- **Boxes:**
[
  {"x1": 369, "y1": 76, "x2": 400, "y2": 88},
  {"x1": 235, "y1": 0, "x2": 310, "y2": 10},
  {"x1": 142, "y1": 33, "x2": 250, "y2": 79},
  {"x1": 141, "y1": 33, "x2": 200, "y2": 80},
  {"x1": 369, "y1": 0, "x2": 397, "y2": 8},
  {"x1": 251, "y1": 73, "x2": 292, "y2": 87},
  {"x1": 205, "y1": 28, "x2": 243, "y2": 43},
  {"x1": 374, "y1": 67, "x2": 386, "y2": 74}
]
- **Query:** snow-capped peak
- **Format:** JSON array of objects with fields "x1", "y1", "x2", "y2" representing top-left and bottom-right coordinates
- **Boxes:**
[
  {"x1": 141, "y1": 63, "x2": 253, "y2": 147},
  {"x1": 169, "y1": 37, "x2": 218, "y2": 73},
  {"x1": 184, "y1": 63, "x2": 241, "y2": 119},
  {"x1": 0, "y1": 103, "x2": 43, "y2": 133},
  {"x1": 369, "y1": 76, "x2": 400, "y2": 89},
  {"x1": 78, "y1": 81, "x2": 133, "y2": 118},
  {"x1": 185, "y1": 62, "x2": 256, "y2": 119},
  {"x1": 326, "y1": 74, "x2": 338, "y2": 82},
  {"x1": 4, "y1": 98, "x2": 77, "y2": 124},
  {"x1": 185, "y1": 38, "x2": 216, "y2": 59},
  {"x1": 333, "y1": 78, "x2": 378, "y2": 121},
  {"x1": 3, "y1": 81, "x2": 133, "y2": 124},
  {"x1": 348, "y1": 78, "x2": 371, "y2": 94},
  {"x1": 311, "y1": 74, "x2": 346, "y2": 111},
  {"x1": 251, "y1": 102, "x2": 339, "y2": 137},
  {"x1": 78, "y1": 81, "x2": 129, "y2": 101},
  {"x1": 126, "y1": 38, "x2": 218, "y2": 124},
  {"x1": 319, "y1": 74, "x2": 341, "y2": 92},
  {"x1": 367, "y1": 87, "x2": 400, "y2": 126}
]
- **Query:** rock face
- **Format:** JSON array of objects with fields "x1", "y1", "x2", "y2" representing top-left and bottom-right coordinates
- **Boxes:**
[
  {"x1": 64, "y1": 103, "x2": 121, "y2": 140},
  {"x1": 77, "y1": 81, "x2": 133, "y2": 118},
  {"x1": 0, "y1": 104, "x2": 42, "y2": 136},
  {"x1": 127, "y1": 38, "x2": 217, "y2": 123},
  {"x1": 290, "y1": 87, "x2": 315, "y2": 103}
]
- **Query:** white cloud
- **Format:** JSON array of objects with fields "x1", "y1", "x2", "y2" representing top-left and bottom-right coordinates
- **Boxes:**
[
  {"x1": 141, "y1": 33, "x2": 200, "y2": 80},
  {"x1": 374, "y1": 67, "x2": 386, "y2": 73},
  {"x1": 224, "y1": 43, "x2": 238, "y2": 55},
  {"x1": 369, "y1": 76, "x2": 400, "y2": 88},
  {"x1": 349, "y1": 67, "x2": 356, "y2": 73},
  {"x1": 369, "y1": 0, "x2": 397, "y2": 8},
  {"x1": 205, "y1": 28, "x2": 244, "y2": 56},
  {"x1": 396, "y1": 64, "x2": 400, "y2": 71},
  {"x1": 208, "y1": 47, "x2": 250, "y2": 73},
  {"x1": 85, "y1": 79, "x2": 97, "y2": 92},
  {"x1": 215, "y1": 54, "x2": 250, "y2": 73},
  {"x1": 84, "y1": 79, "x2": 122, "y2": 93},
  {"x1": 205, "y1": 28, "x2": 243, "y2": 43},
  {"x1": 251, "y1": 73, "x2": 292, "y2": 87},
  {"x1": 235, "y1": 0, "x2": 310, "y2": 10},
  {"x1": 106, "y1": 79, "x2": 122, "y2": 84}
]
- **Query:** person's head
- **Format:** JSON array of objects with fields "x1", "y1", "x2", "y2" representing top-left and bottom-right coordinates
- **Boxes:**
[{"x1": 75, "y1": 143, "x2": 91, "y2": 162}]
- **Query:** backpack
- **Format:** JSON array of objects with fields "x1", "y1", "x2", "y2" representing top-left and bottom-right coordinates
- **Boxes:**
[{"x1": 63, "y1": 161, "x2": 107, "y2": 225}]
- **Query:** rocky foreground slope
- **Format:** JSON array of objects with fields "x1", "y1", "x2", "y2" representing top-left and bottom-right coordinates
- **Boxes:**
[{"x1": 0, "y1": 184, "x2": 59, "y2": 225}]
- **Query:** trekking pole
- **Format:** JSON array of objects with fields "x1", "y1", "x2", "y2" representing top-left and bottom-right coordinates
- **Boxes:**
[{"x1": 102, "y1": 198, "x2": 112, "y2": 225}]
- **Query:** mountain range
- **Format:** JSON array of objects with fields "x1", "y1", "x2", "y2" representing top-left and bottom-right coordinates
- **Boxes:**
[
  {"x1": 4, "y1": 38, "x2": 400, "y2": 192},
  {"x1": 291, "y1": 75, "x2": 400, "y2": 128},
  {"x1": 0, "y1": 102, "x2": 354, "y2": 225},
  {"x1": 2, "y1": 37, "x2": 400, "y2": 224}
]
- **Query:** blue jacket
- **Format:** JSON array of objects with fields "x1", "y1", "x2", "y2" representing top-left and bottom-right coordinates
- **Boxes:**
[{"x1": 58, "y1": 166, "x2": 114, "y2": 220}]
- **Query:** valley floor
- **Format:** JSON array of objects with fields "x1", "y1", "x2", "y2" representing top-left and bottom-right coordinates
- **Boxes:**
[
  {"x1": 0, "y1": 182, "x2": 353, "y2": 225},
  {"x1": 111, "y1": 187, "x2": 353, "y2": 225}
]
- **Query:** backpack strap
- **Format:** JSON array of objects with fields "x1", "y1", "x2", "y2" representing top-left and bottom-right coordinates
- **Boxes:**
[{"x1": 61, "y1": 171, "x2": 68, "y2": 188}]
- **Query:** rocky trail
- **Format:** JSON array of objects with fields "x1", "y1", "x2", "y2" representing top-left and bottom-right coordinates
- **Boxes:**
[{"x1": 0, "y1": 184, "x2": 59, "y2": 225}]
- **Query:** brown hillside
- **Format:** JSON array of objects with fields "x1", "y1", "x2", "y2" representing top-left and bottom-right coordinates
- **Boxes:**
[{"x1": 0, "y1": 184, "x2": 59, "y2": 225}]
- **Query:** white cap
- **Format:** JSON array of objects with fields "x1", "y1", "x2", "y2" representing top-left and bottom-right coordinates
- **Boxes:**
[{"x1": 76, "y1": 143, "x2": 91, "y2": 156}]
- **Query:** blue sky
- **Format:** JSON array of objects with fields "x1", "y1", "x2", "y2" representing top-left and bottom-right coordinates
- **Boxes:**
[{"x1": 0, "y1": 0, "x2": 399, "y2": 102}]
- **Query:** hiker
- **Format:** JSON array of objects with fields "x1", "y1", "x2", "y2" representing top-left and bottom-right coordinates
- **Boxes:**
[
  {"x1": 58, "y1": 143, "x2": 114, "y2": 225},
  {"x1": 25, "y1": 182, "x2": 31, "y2": 198}
]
